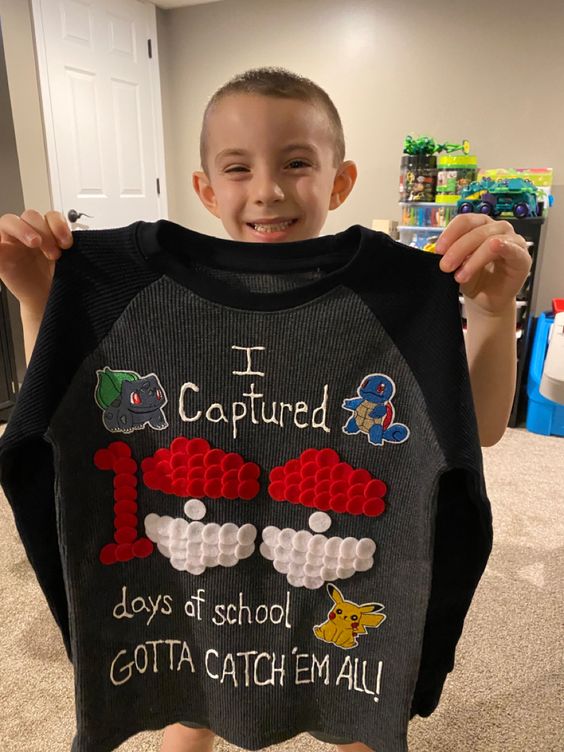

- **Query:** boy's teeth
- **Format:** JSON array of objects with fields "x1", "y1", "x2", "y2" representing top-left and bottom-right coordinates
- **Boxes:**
[{"x1": 252, "y1": 220, "x2": 294, "y2": 232}]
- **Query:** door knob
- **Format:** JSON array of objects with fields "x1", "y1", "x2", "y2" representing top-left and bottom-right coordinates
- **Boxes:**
[{"x1": 67, "y1": 209, "x2": 93, "y2": 223}]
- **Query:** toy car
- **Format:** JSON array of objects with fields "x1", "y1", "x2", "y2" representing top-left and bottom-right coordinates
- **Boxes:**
[{"x1": 457, "y1": 177, "x2": 539, "y2": 218}]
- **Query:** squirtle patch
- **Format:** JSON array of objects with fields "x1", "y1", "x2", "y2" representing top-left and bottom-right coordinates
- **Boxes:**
[{"x1": 342, "y1": 373, "x2": 409, "y2": 446}]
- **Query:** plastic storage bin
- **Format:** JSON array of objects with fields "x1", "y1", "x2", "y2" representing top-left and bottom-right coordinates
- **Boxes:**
[{"x1": 526, "y1": 311, "x2": 564, "y2": 436}]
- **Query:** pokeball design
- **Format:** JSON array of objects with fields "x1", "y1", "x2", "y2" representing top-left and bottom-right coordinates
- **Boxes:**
[
  {"x1": 268, "y1": 448, "x2": 387, "y2": 516},
  {"x1": 144, "y1": 500, "x2": 257, "y2": 575},
  {"x1": 260, "y1": 511, "x2": 376, "y2": 590},
  {"x1": 141, "y1": 437, "x2": 261, "y2": 500}
]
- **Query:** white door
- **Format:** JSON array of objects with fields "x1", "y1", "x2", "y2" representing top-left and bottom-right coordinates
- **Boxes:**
[{"x1": 32, "y1": 0, "x2": 167, "y2": 229}]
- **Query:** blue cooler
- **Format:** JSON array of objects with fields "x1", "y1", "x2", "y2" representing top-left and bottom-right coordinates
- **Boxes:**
[{"x1": 526, "y1": 311, "x2": 564, "y2": 436}]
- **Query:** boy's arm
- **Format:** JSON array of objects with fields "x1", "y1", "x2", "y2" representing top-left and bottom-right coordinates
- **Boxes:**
[
  {"x1": 464, "y1": 298, "x2": 517, "y2": 447},
  {"x1": 436, "y1": 214, "x2": 531, "y2": 448}
]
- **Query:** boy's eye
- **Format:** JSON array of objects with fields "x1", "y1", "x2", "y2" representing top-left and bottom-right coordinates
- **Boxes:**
[{"x1": 287, "y1": 160, "x2": 310, "y2": 168}]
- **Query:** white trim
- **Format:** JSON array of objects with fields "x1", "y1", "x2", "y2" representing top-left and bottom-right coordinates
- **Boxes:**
[
  {"x1": 143, "y1": 1, "x2": 169, "y2": 219},
  {"x1": 30, "y1": 0, "x2": 62, "y2": 211}
]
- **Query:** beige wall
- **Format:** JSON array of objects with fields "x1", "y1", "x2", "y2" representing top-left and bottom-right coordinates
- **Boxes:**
[{"x1": 157, "y1": 0, "x2": 564, "y2": 314}]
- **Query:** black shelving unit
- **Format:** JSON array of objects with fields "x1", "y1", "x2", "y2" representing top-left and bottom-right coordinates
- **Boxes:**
[{"x1": 0, "y1": 282, "x2": 19, "y2": 421}]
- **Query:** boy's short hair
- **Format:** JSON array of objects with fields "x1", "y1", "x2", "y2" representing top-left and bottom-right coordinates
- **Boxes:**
[{"x1": 199, "y1": 66, "x2": 346, "y2": 175}]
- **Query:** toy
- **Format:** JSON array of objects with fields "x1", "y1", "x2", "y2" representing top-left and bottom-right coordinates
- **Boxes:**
[
  {"x1": 403, "y1": 136, "x2": 470, "y2": 156},
  {"x1": 457, "y1": 177, "x2": 540, "y2": 218}
]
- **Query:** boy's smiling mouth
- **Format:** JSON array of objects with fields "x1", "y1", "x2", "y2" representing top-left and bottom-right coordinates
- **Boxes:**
[{"x1": 246, "y1": 218, "x2": 299, "y2": 238}]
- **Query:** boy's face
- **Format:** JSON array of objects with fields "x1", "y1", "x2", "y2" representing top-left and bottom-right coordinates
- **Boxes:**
[{"x1": 193, "y1": 94, "x2": 357, "y2": 242}]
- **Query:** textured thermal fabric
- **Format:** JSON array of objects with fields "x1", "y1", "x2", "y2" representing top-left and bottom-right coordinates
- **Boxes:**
[{"x1": 0, "y1": 222, "x2": 492, "y2": 752}]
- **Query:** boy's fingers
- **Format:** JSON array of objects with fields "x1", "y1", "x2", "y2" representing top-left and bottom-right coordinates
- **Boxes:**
[
  {"x1": 439, "y1": 217, "x2": 526, "y2": 272},
  {"x1": 18, "y1": 210, "x2": 62, "y2": 260},
  {"x1": 436, "y1": 213, "x2": 492, "y2": 254},
  {"x1": 453, "y1": 236, "x2": 529, "y2": 285},
  {"x1": 45, "y1": 210, "x2": 73, "y2": 248}
]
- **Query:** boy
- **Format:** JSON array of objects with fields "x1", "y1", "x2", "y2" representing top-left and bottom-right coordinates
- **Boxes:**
[{"x1": 0, "y1": 68, "x2": 531, "y2": 752}]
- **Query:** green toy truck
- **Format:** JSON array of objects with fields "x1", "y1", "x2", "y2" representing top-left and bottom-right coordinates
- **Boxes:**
[{"x1": 457, "y1": 177, "x2": 539, "y2": 218}]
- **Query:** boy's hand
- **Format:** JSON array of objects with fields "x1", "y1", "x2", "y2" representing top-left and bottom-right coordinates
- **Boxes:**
[
  {"x1": 435, "y1": 214, "x2": 532, "y2": 315},
  {"x1": 0, "y1": 210, "x2": 73, "y2": 312}
]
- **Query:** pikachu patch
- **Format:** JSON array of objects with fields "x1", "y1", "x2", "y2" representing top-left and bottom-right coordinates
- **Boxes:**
[{"x1": 313, "y1": 583, "x2": 386, "y2": 650}]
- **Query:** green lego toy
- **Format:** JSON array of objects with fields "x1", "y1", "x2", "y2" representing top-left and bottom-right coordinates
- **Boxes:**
[{"x1": 457, "y1": 177, "x2": 540, "y2": 218}]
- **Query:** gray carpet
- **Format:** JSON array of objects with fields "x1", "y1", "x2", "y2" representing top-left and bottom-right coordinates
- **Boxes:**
[{"x1": 0, "y1": 425, "x2": 562, "y2": 751}]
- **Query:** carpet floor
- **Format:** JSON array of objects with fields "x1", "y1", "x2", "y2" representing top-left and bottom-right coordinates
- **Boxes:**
[{"x1": 0, "y1": 426, "x2": 562, "y2": 751}]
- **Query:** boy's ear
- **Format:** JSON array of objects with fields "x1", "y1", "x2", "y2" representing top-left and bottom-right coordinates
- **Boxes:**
[
  {"x1": 192, "y1": 170, "x2": 221, "y2": 218},
  {"x1": 329, "y1": 160, "x2": 358, "y2": 210}
]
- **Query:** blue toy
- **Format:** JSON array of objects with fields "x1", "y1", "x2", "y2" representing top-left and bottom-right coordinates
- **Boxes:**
[{"x1": 342, "y1": 374, "x2": 410, "y2": 446}]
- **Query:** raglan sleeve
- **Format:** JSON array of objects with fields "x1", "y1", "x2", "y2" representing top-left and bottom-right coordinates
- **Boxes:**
[
  {"x1": 348, "y1": 232, "x2": 494, "y2": 718},
  {"x1": 0, "y1": 224, "x2": 153, "y2": 662}
]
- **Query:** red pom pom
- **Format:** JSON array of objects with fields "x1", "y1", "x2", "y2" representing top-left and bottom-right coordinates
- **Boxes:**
[
  {"x1": 204, "y1": 479, "x2": 223, "y2": 498},
  {"x1": 269, "y1": 467, "x2": 285, "y2": 482},
  {"x1": 330, "y1": 493, "x2": 348, "y2": 512},
  {"x1": 113, "y1": 500, "x2": 138, "y2": 516},
  {"x1": 172, "y1": 466, "x2": 188, "y2": 479},
  {"x1": 187, "y1": 438, "x2": 210, "y2": 455},
  {"x1": 301, "y1": 462, "x2": 318, "y2": 478},
  {"x1": 239, "y1": 480, "x2": 260, "y2": 500},
  {"x1": 93, "y1": 449, "x2": 114, "y2": 471},
  {"x1": 114, "y1": 526, "x2": 137, "y2": 544},
  {"x1": 286, "y1": 484, "x2": 300, "y2": 503},
  {"x1": 222, "y1": 481, "x2": 239, "y2": 500},
  {"x1": 187, "y1": 454, "x2": 204, "y2": 468},
  {"x1": 348, "y1": 483, "x2": 366, "y2": 500},
  {"x1": 115, "y1": 543, "x2": 135, "y2": 562},
  {"x1": 239, "y1": 463, "x2": 260, "y2": 481},
  {"x1": 114, "y1": 457, "x2": 137, "y2": 475},
  {"x1": 115, "y1": 512, "x2": 138, "y2": 529},
  {"x1": 330, "y1": 480, "x2": 347, "y2": 496},
  {"x1": 143, "y1": 471, "x2": 160, "y2": 490},
  {"x1": 107, "y1": 441, "x2": 131, "y2": 458},
  {"x1": 300, "y1": 477, "x2": 316, "y2": 491},
  {"x1": 269, "y1": 482, "x2": 286, "y2": 501},
  {"x1": 155, "y1": 460, "x2": 171, "y2": 476},
  {"x1": 314, "y1": 492, "x2": 332, "y2": 511},
  {"x1": 171, "y1": 437, "x2": 190, "y2": 454},
  {"x1": 364, "y1": 498, "x2": 386, "y2": 517},
  {"x1": 114, "y1": 473, "x2": 137, "y2": 489},
  {"x1": 187, "y1": 478, "x2": 205, "y2": 497},
  {"x1": 222, "y1": 453, "x2": 244, "y2": 471},
  {"x1": 346, "y1": 496, "x2": 365, "y2": 515},
  {"x1": 204, "y1": 448, "x2": 225, "y2": 466},
  {"x1": 299, "y1": 489, "x2": 316, "y2": 507},
  {"x1": 189, "y1": 466, "x2": 204, "y2": 479},
  {"x1": 173, "y1": 478, "x2": 188, "y2": 496},
  {"x1": 141, "y1": 457, "x2": 156, "y2": 473},
  {"x1": 99, "y1": 543, "x2": 118, "y2": 565},
  {"x1": 317, "y1": 479, "x2": 331, "y2": 493},
  {"x1": 205, "y1": 465, "x2": 223, "y2": 480},
  {"x1": 331, "y1": 462, "x2": 353, "y2": 481},
  {"x1": 154, "y1": 448, "x2": 171, "y2": 463},
  {"x1": 133, "y1": 538, "x2": 154, "y2": 558},
  {"x1": 316, "y1": 467, "x2": 331, "y2": 481},
  {"x1": 350, "y1": 468, "x2": 371, "y2": 484},
  {"x1": 286, "y1": 472, "x2": 301, "y2": 486},
  {"x1": 317, "y1": 448, "x2": 339, "y2": 467},
  {"x1": 365, "y1": 479, "x2": 387, "y2": 498},
  {"x1": 171, "y1": 453, "x2": 188, "y2": 468},
  {"x1": 114, "y1": 485, "x2": 137, "y2": 502},
  {"x1": 300, "y1": 448, "x2": 319, "y2": 464},
  {"x1": 285, "y1": 459, "x2": 300, "y2": 474}
]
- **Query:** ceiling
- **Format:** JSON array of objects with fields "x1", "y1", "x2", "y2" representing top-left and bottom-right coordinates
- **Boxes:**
[{"x1": 154, "y1": 0, "x2": 224, "y2": 9}]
